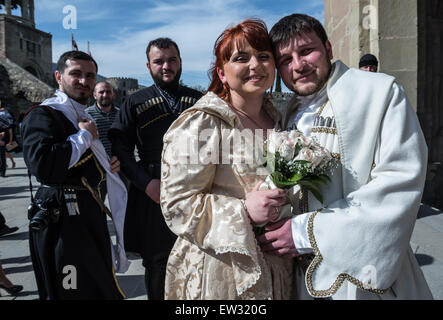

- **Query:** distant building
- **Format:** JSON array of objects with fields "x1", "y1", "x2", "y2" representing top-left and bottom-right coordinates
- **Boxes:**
[
  {"x1": 0, "y1": 0, "x2": 53, "y2": 86},
  {"x1": 106, "y1": 77, "x2": 140, "y2": 105},
  {"x1": 0, "y1": 0, "x2": 55, "y2": 119}
]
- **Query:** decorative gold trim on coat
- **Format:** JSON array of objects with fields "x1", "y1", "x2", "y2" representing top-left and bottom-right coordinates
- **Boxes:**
[
  {"x1": 136, "y1": 97, "x2": 165, "y2": 116},
  {"x1": 331, "y1": 153, "x2": 341, "y2": 160},
  {"x1": 311, "y1": 127, "x2": 337, "y2": 135},
  {"x1": 112, "y1": 266, "x2": 126, "y2": 299},
  {"x1": 180, "y1": 96, "x2": 198, "y2": 105},
  {"x1": 140, "y1": 113, "x2": 170, "y2": 129},
  {"x1": 305, "y1": 210, "x2": 388, "y2": 297},
  {"x1": 316, "y1": 100, "x2": 329, "y2": 117},
  {"x1": 73, "y1": 152, "x2": 93, "y2": 168}
]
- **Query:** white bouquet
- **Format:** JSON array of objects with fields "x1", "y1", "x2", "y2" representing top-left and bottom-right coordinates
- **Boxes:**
[
  {"x1": 257, "y1": 129, "x2": 336, "y2": 226},
  {"x1": 263, "y1": 129, "x2": 336, "y2": 201}
]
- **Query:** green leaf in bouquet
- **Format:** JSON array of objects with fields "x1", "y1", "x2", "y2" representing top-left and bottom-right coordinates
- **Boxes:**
[
  {"x1": 297, "y1": 179, "x2": 324, "y2": 203},
  {"x1": 317, "y1": 174, "x2": 331, "y2": 184},
  {"x1": 306, "y1": 175, "x2": 330, "y2": 186},
  {"x1": 293, "y1": 160, "x2": 311, "y2": 166},
  {"x1": 294, "y1": 141, "x2": 303, "y2": 156},
  {"x1": 289, "y1": 172, "x2": 303, "y2": 183},
  {"x1": 271, "y1": 172, "x2": 297, "y2": 189}
]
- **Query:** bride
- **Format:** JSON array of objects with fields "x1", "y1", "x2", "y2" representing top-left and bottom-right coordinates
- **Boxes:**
[{"x1": 160, "y1": 19, "x2": 293, "y2": 299}]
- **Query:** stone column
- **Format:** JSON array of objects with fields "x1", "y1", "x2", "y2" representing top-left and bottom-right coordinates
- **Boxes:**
[
  {"x1": 5, "y1": 0, "x2": 12, "y2": 15},
  {"x1": 29, "y1": 0, "x2": 35, "y2": 26},
  {"x1": 21, "y1": 0, "x2": 29, "y2": 20}
]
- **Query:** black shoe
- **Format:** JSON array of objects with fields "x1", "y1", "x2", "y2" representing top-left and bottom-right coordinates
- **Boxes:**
[
  {"x1": 0, "y1": 284, "x2": 24, "y2": 295},
  {"x1": 0, "y1": 172, "x2": 5, "y2": 177},
  {"x1": 0, "y1": 225, "x2": 19, "y2": 237}
]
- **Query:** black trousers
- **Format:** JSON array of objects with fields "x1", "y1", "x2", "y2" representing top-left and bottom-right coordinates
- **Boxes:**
[
  {"x1": 124, "y1": 184, "x2": 177, "y2": 300},
  {"x1": 142, "y1": 254, "x2": 169, "y2": 300},
  {"x1": 0, "y1": 145, "x2": 5, "y2": 175}
]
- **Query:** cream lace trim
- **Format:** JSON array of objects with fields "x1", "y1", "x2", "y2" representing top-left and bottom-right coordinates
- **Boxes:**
[
  {"x1": 305, "y1": 209, "x2": 389, "y2": 297},
  {"x1": 214, "y1": 245, "x2": 263, "y2": 298},
  {"x1": 213, "y1": 210, "x2": 272, "y2": 299}
]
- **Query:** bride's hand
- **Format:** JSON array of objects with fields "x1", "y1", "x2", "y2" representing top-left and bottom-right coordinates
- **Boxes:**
[{"x1": 244, "y1": 180, "x2": 287, "y2": 226}]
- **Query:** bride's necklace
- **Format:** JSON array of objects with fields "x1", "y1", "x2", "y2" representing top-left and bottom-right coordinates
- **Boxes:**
[{"x1": 229, "y1": 104, "x2": 266, "y2": 130}]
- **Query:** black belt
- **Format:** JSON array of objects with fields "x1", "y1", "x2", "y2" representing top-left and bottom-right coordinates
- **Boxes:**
[{"x1": 40, "y1": 184, "x2": 88, "y2": 191}]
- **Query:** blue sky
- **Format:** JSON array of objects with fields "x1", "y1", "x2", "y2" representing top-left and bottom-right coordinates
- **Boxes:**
[{"x1": 30, "y1": 0, "x2": 324, "y2": 88}]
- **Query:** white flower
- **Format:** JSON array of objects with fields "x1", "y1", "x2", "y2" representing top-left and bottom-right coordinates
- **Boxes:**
[
  {"x1": 295, "y1": 147, "x2": 314, "y2": 162},
  {"x1": 296, "y1": 135, "x2": 312, "y2": 147},
  {"x1": 279, "y1": 141, "x2": 295, "y2": 161},
  {"x1": 311, "y1": 148, "x2": 326, "y2": 168},
  {"x1": 287, "y1": 130, "x2": 302, "y2": 144},
  {"x1": 268, "y1": 131, "x2": 286, "y2": 154}
]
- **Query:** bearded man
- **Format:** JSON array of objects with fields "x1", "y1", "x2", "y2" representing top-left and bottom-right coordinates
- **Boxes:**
[
  {"x1": 109, "y1": 37, "x2": 202, "y2": 300},
  {"x1": 257, "y1": 14, "x2": 432, "y2": 300}
]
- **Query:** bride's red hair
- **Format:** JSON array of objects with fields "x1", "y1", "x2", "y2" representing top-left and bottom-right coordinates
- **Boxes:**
[{"x1": 208, "y1": 19, "x2": 273, "y2": 102}]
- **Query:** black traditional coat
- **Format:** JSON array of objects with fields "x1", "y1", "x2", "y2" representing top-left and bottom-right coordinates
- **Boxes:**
[
  {"x1": 108, "y1": 85, "x2": 202, "y2": 262},
  {"x1": 22, "y1": 106, "x2": 124, "y2": 300}
]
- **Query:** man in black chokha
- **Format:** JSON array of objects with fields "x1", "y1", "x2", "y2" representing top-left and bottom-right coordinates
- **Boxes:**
[
  {"x1": 109, "y1": 38, "x2": 202, "y2": 300},
  {"x1": 21, "y1": 50, "x2": 129, "y2": 300}
]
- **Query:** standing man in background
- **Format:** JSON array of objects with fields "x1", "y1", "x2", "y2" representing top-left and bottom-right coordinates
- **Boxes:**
[
  {"x1": 109, "y1": 37, "x2": 202, "y2": 300},
  {"x1": 359, "y1": 53, "x2": 378, "y2": 72},
  {"x1": 86, "y1": 81, "x2": 120, "y2": 157},
  {"x1": 86, "y1": 81, "x2": 120, "y2": 200}
]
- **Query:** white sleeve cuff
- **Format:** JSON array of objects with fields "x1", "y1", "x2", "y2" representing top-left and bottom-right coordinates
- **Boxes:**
[
  {"x1": 292, "y1": 213, "x2": 314, "y2": 255},
  {"x1": 67, "y1": 129, "x2": 93, "y2": 169}
]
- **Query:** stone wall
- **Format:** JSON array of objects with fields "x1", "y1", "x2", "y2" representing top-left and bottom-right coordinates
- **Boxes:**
[
  {"x1": 325, "y1": 0, "x2": 443, "y2": 209},
  {"x1": 324, "y1": 0, "x2": 418, "y2": 110},
  {"x1": 378, "y1": 0, "x2": 418, "y2": 111}
]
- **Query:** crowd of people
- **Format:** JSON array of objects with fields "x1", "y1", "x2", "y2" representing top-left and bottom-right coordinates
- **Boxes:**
[{"x1": 0, "y1": 12, "x2": 432, "y2": 300}]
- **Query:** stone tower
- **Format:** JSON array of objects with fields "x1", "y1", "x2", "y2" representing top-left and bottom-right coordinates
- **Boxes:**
[
  {"x1": 0, "y1": 0, "x2": 53, "y2": 86},
  {"x1": 324, "y1": 0, "x2": 443, "y2": 209},
  {"x1": 106, "y1": 77, "x2": 140, "y2": 105}
]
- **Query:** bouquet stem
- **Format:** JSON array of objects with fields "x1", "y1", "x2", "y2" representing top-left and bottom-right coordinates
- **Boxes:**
[{"x1": 299, "y1": 186, "x2": 309, "y2": 213}]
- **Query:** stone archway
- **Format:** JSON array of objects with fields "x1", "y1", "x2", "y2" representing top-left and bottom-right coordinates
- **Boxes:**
[{"x1": 24, "y1": 65, "x2": 38, "y2": 78}]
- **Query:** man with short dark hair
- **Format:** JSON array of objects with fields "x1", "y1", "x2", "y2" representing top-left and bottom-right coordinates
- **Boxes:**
[
  {"x1": 257, "y1": 14, "x2": 432, "y2": 300},
  {"x1": 21, "y1": 50, "x2": 129, "y2": 300},
  {"x1": 86, "y1": 82, "x2": 119, "y2": 157},
  {"x1": 359, "y1": 53, "x2": 378, "y2": 72},
  {"x1": 109, "y1": 37, "x2": 202, "y2": 300}
]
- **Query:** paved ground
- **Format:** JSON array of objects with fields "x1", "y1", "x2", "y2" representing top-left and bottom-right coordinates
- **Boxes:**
[
  {"x1": 1, "y1": 153, "x2": 442, "y2": 300},
  {"x1": 0, "y1": 153, "x2": 147, "y2": 300}
]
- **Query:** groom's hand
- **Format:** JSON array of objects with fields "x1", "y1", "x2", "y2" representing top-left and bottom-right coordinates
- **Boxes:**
[
  {"x1": 257, "y1": 218, "x2": 300, "y2": 258},
  {"x1": 79, "y1": 119, "x2": 99, "y2": 140}
]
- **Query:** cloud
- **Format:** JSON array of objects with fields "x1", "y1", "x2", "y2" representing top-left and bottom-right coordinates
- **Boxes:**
[{"x1": 48, "y1": 0, "x2": 324, "y2": 86}]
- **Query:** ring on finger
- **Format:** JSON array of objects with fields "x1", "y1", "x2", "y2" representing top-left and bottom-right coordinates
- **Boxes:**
[{"x1": 272, "y1": 206, "x2": 280, "y2": 220}]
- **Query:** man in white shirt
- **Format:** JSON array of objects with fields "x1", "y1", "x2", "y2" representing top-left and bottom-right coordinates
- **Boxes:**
[{"x1": 257, "y1": 13, "x2": 432, "y2": 299}]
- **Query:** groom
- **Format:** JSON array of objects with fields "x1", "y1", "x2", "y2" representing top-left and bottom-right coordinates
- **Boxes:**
[{"x1": 258, "y1": 14, "x2": 432, "y2": 299}]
